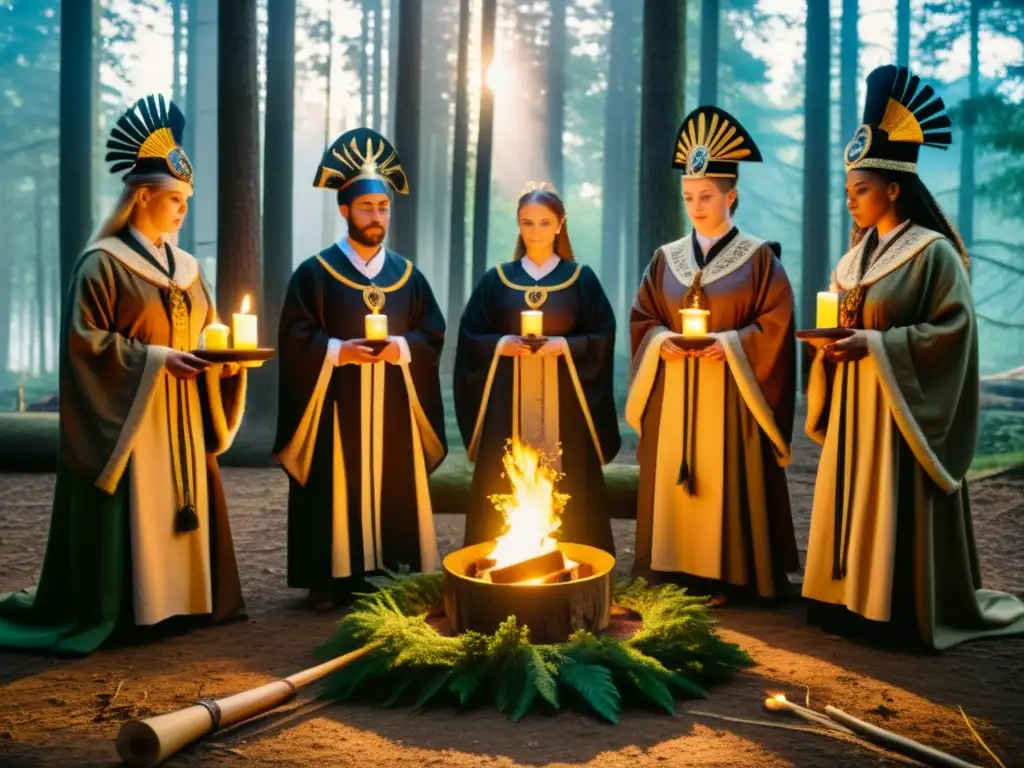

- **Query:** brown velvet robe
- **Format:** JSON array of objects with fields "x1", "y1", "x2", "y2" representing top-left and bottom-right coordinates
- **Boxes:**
[{"x1": 627, "y1": 228, "x2": 799, "y2": 597}]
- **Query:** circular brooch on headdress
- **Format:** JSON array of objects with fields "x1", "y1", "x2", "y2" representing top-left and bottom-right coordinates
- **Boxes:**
[
  {"x1": 845, "y1": 125, "x2": 872, "y2": 168},
  {"x1": 167, "y1": 147, "x2": 193, "y2": 181},
  {"x1": 686, "y1": 146, "x2": 710, "y2": 177}
]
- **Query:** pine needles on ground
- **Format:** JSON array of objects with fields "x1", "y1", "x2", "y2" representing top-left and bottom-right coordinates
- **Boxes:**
[{"x1": 316, "y1": 573, "x2": 752, "y2": 723}]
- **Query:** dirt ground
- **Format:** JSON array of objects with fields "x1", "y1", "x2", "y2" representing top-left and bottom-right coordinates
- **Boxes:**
[{"x1": 2, "y1": 430, "x2": 1023, "y2": 768}]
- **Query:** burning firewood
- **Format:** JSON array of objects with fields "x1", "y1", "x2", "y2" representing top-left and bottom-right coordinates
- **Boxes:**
[{"x1": 489, "y1": 549, "x2": 566, "y2": 584}]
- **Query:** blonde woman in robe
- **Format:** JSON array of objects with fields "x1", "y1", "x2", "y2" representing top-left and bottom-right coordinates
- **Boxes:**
[
  {"x1": 0, "y1": 95, "x2": 247, "y2": 654},
  {"x1": 802, "y1": 65, "x2": 1024, "y2": 650},
  {"x1": 628, "y1": 106, "x2": 799, "y2": 603}
]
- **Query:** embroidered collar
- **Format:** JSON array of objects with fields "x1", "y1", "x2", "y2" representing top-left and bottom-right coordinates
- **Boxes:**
[
  {"x1": 88, "y1": 234, "x2": 199, "y2": 290},
  {"x1": 834, "y1": 223, "x2": 943, "y2": 290},
  {"x1": 692, "y1": 227, "x2": 740, "y2": 269},
  {"x1": 662, "y1": 229, "x2": 765, "y2": 288}
]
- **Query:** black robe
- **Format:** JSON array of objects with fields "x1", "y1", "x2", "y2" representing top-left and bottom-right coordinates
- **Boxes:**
[
  {"x1": 273, "y1": 246, "x2": 447, "y2": 592},
  {"x1": 453, "y1": 259, "x2": 619, "y2": 554}
]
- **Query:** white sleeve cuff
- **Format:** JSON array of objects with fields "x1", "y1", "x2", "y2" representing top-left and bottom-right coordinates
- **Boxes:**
[
  {"x1": 327, "y1": 337, "x2": 343, "y2": 366},
  {"x1": 391, "y1": 336, "x2": 412, "y2": 364}
]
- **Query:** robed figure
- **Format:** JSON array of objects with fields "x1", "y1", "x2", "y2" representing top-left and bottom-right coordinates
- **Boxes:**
[
  {"x1": 274, "y1": 128, "x2": 446, "y2": 609},
  {"x1": 0, "y1": 96, "x2": 246, "y2": 654},
  {"x1": 802, "y1": 66, "x2": 1024, "y2": 649},
  {"x1": 627, "y1": 107, "x2": 799, "y2": 600},
  {"x1": 454, "y1": 183, "x2": 619, "y2": 553}
]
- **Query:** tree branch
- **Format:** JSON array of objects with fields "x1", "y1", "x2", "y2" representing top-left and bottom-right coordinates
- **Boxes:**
[
  {"x1": 973, "y1": 252, "x2": 1024, "y2": 277},
  {"x1": 977, "y1": 313, "x2": 1024, "y2": 329}
]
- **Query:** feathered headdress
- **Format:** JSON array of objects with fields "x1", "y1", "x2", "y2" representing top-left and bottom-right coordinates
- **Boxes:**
[
  {"x1": 844, "y1": 65, "x2": 952, "y2": 174},
  {"x1": 105, "y1": 94, "x2": 193, "y2": 184},
  {"x1": 313, "y1": 127, "x2": 408, "y2": 205},
  {"x1": 672, "y1": 106, "x2": 763, "y2": 179}
]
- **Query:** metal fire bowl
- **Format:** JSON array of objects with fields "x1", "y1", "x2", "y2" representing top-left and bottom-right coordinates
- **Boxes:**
[{"x1": 442, "y1": 542, "x2": 615, "y2": 644}]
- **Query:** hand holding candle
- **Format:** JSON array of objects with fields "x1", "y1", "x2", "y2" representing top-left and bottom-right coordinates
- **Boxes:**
[
  {"x1": 816, "y1": 291, "x2": 839, "y2": 328},
  {"x1": 520, "y1": 310, "x2": 544, "y2": 338},
  {"x1": 232, "y1": 295, "x2": 258, "y2": 349}
]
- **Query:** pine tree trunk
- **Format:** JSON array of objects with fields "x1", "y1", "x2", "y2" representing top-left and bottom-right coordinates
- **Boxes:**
[
  {"x1": 621, "y1": 2, "x2": 641, "y2": 336},
  {"x1": 471, "y1": 0, "x2": 498, "y2": 284},
  {"x1": 547, "y1": 0, "x2": 567, "y2": 192},
  {"x1": 0, "y1": 252, "x2": 10, "y2": 376},
  {"x1": 36, "y1": 180, "x2": 47, "y2": 374},
  {"x1": 896, "y1": 0, "x2": 910, "y2": 67},
  {"x1": 372, "y1": 0, "x2": 383, "y2": 131},
  {"x1": 216, "y1": 0, "x2": 263, "y2": 318},
  {"x1": 637, "y1": 0, "x2": 685, "y2": 278},
  {"x1": 699, "y1": 0, "x2": 718, "y2": 105},
  {"x1": 838, "y1": 0, "x2": 858, "y2": 248},
  {"x1": 172, "y1": 0, "x2": 183, "y2": 102},
  {"x1": 179, "y1": 0, "x2": 200, "y2": 254},
  {"x1": 321, "y1": 5, "x2": 335, "y2": 246},
  {"x1": 361, "y1": 0, "x2": 370, "y2": 126},
  {"x1": 443, "y1": 0, "x2": 471, "y2": 372},
  {"x1": 391, "y1": 0, "x2": 422, "y2": 260},
  {"x1": 958, "y1": 0, "x2": 978, "y2": 260},
  {"x1": 263, "y1": 0, "x2": 295, "y2": 342},
  {"x1": 59, "y1": 0, "x2": 94, "y2": 295},
  {"x1": 601, "y1": 0, "x2": 630, "y2": 319},
  {"x1": 388, "y1": 0, "x2": 401, "y2": 137},
  {"x1": 801, "y1": 1, "x2": 831, "y2": 336}
]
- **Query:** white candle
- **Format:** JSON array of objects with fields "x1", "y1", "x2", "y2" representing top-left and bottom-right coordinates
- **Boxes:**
[
  {"x1": 232, "y1": 294, "x2": 258, "y2": 350},
  {"x1": 203, "y1": 323, "x2": 229, "y2": 350},
  {"x1": 365, "y1": 313, "x2": 389, "y2": 341},
  {"x1": 679, "y1": 308, "x2": 709, "y2": 338},
  {"x1": 521, "y1": 310, "x2": 544, "y2": 337},
  {"x1": 817, "y1": 291, "x2": 839, "y2": 328}
]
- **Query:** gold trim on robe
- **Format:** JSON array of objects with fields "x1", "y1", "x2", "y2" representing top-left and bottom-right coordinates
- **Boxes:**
[{"x1": 275, "y1": 341, "x2": 441, "y2": 577}]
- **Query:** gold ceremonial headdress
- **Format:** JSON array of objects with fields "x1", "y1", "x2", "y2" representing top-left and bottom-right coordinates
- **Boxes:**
[
  {"x1": 844, "y1": 65, "x2": 952, "y2": 174},
  {"x1": 672, "y1": 106, "x2": 763, "y2": 179},
  {"x1": 313, "y1": 127, "x2": 409, "y2": 204},
  {"x1": 105, "y1": 94, "x2": 193, "y2": 185},
  {"x1": 519, "y1": 180, "x2": 558, "y2": 197}
]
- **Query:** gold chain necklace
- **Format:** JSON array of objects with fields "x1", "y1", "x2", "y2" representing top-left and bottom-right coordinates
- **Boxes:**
[
  {"x1": 316, "y1": 254, "x2": 414, "y2": 313},
  {"x1": 496, "y1": 262, "x2": 582, "y2": 309}
]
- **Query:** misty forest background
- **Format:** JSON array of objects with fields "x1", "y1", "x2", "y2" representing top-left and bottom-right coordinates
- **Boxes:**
[{"x1": 1, "y1": 0, "x2": 1023, "y2": 479}]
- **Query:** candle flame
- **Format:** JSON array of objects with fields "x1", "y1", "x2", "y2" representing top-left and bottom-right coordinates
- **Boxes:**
[
  {"x1": 774, "y1": 694, "x2": 787, "y2": 702},
  {"x1": 240, "y1": 294, "x2": 251, "y2": 314}
]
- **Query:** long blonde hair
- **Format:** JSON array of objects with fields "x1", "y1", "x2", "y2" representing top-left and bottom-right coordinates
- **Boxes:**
[{"x1": 87, "y1": 174, "x2": 190, "y2": 246}]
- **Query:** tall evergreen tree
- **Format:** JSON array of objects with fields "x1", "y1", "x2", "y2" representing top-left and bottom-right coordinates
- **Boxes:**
[
  {"x1": 217, "y1": 0, "x2": 263, "y2": 318},
  {"x1": 58, "y1": 0, "x2": 94, "y2": 294},
  {"x1": 445, "y1": 0, "x2": 472, "y2": 355},
  {"x1": 801, "y1": 0, "x2": 831, "y2": 331},
  {"x1": 547, "y1": 0, "x2": 568, "y2": 192},
  {"x1": 391, "y1": 0, "x2": 422, "y2": 260},
  {"x1": 699, "y1": 0, "x2": 719, "y2": 105},
  {"x1": 471, "y1": 0, "x2": 498, "y2": 284},
  {"x1": 838, "y1": 0, "x2": 859, "y2": 248},
  {"x1": 637, "y1": 0, "x2": 686, "y2": 278}
]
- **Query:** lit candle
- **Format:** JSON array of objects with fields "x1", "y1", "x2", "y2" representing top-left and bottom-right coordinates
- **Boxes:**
[
  {"x1": 365, "y1": 313, "x2": 389, "y2": 341},
  {"x1": 679, "y1": 308, "x2": 709, "y2": 338},
  {"x1": 521, "y1": 310, "x2": 543, "y2": 337},
  {"x1": 203, "y1": 322, "x2": 229, "y2": 350},
  {"x1": 816, "y1": 291, "x2": 839, "y2": 328},
  {"x1": 232, "y1": 294, "x2": 258, "y2": 349}
]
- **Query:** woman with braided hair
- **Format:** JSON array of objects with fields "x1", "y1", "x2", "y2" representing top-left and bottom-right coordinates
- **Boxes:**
[
  {"x1": 454, "y1": 183, "x2": 619, "y2": 554},
  {"x1": 802, "y1": 65, "x2": 1024, "y2": 649},
  {"x1": 0, "y1": 95, "x2": 247, "y2": 654},
  {"x1": 627, "y1": 106, "x2": 799, "y2": 603}
]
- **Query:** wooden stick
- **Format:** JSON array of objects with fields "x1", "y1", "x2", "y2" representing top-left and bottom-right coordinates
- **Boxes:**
[
  {"x1": 115, "y1": 641, "x2": 380, "y2": 768},
  {"x1": 824, "y1": 706, "x2": 982, "y2": 768},
  {"x1": 764, "y1": 695, "x2": 853, "y2": 734}
]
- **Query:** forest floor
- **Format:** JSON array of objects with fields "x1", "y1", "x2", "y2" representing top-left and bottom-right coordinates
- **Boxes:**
[{"x1": 2, "y1": 429, "x2": 1024, "y2": 767}]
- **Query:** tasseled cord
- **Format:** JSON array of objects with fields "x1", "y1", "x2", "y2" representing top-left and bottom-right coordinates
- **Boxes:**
[{"x1": 676, "y1": 271, "x2": 705, "y2": 495}]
